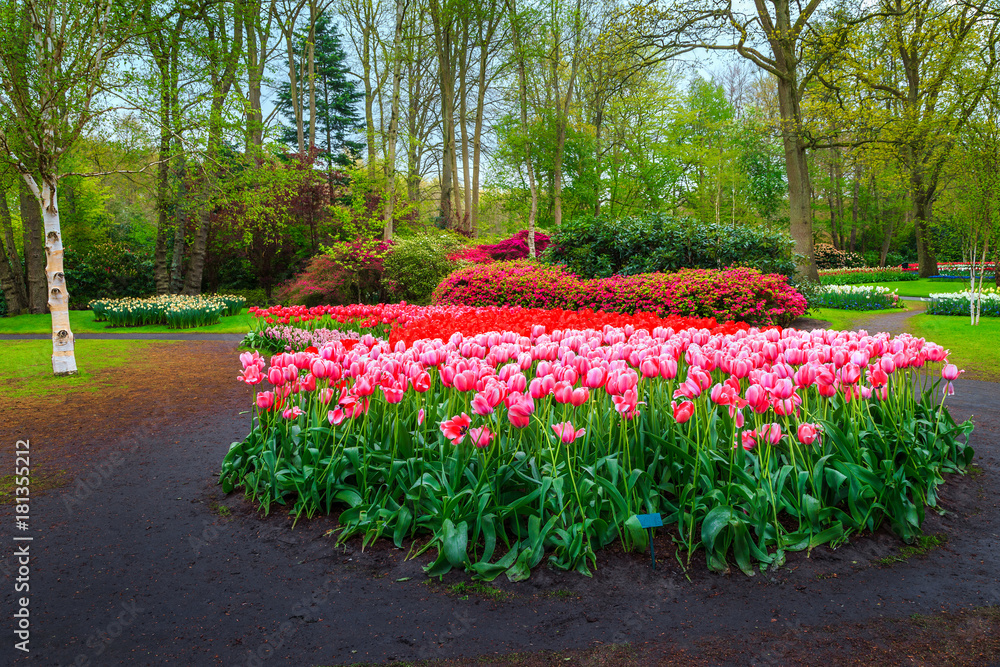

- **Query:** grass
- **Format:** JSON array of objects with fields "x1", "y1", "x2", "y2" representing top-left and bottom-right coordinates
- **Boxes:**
[
  {"x1": 0, "y1": 339, "x2": 176, "y2": 398},
  {"x1": 908, "y1": 313, "x2": 1000, "y2": 382},
  {"x1": 874, "y1": 533, "x2": 948, "y2": 566},
  {"x1": 0, "y1": 465, "x2": 71, "y2": 503},
  {"x1": 0, "y1": 308, "x2": 252, "y2": 334},
  {"x1": 862, "y1": 279, "x2": 972, "y2": 298},
  {"x1": 444, "y1": 581, "x2": 514, "y2": 602}
]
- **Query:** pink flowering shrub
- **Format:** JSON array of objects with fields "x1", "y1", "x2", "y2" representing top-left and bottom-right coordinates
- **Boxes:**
[
  {"x1": 431, "y1": 261, "x2": 579, "y2": 310},
  {"x1": 433, "y1": 261, "x2": 806, "y2": 327},
  {"x1": 450, "y1": 230, "x2": 551, "y2": 264}
]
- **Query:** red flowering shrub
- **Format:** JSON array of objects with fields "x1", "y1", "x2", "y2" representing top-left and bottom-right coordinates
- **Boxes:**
[
  {"x1": 432, "y1": 261, "x2": 806, "y2": 327},
  {"x1": 450, "y1": 230, "x2": 551, "y2": 264}
]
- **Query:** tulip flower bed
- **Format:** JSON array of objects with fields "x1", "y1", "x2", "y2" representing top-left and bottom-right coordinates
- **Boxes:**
[
  {"x1": 247, "y1": 303, "x2": 748, "y2": 345},
  {"x1": 222, "y1": 314, "x2": 973, "y2": 580},
  {"x1": 811, "y1": 285, "x2": 903, "y2": 310},
  {"x1": 818, "y1": 267, "x2": 918, "y2": 284},
  {"x1": 242, "y1": 325, "x2": 364, "y2": 353},
  {"x1": 91, "y1": 294, "x2": 247, "y2": 329},
  {"x1": 927, "y1": 290, "x2": 1000, "y2": 317}
]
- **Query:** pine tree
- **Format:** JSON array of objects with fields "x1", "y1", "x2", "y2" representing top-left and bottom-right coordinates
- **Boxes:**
[{"x1": 276, "y1": 14, "x2": 364, "y2": 170}]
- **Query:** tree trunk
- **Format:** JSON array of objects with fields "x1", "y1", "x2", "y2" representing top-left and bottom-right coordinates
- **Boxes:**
[
  {"x1": 430, "y1": 0, "x2": 455, "y2": 228},
  {"x1": 912, "y1": 191, "x2": 939, "y2": 278},
  {"x1": 509, "y1": 0, "x2": 537, "y2": 255},
  {"x1": 154, "y1": 88, "x2": 173, "y2": 294},
  {"x1": 0, "y1": 192, "x2": 27, "y2": 314},
  {"x1": 307, "y1": 0, "x2": 318, "y2": 151},
  {"x1": 383, "y1": 0, "x2": 406, "y2": 242},
  {"x1": 0, "y1": 194, "x2": 27, "y2": 315},
  {"x1": 24, "y1": 175, "x2": 76, "y2": 374},
  {"x1": 20, "y1": 179, "x2": 47, "y2": 313},
  {"x1": 775, "y1": 73, "x2": 818, "y2": 281}
]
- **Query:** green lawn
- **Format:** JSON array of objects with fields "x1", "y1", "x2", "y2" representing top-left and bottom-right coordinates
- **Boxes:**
[
  {"x1": 0, "y1": 339, "x2": 177, "y2": 398},
  {"x1": 908, "y1": 314, "x2": 1000, "y2": 382},
  {"x1": 0, "y1": 308, "x2": 252, "y2": 334},
  {"x1": 861, "y1": 279, "x2": 972, "y2": 298}
]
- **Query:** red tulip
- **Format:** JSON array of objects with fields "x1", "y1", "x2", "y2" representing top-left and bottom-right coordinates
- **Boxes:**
[{"x1": 440, "y1": 413, "x2": 472, "y2": 444}]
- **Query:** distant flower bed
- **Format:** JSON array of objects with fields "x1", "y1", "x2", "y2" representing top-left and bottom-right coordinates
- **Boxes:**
[
  {"x1": 812, "y1": 285, "x2": 903, "y2": 311},
  {"x1": 902, "y1": 262, "x2": 997, "y2": 274},
  {"x1": 449, "y1": 230, "x2": 551, "y2": 264},
  {"x1": 818, "y1": 267, "x2": 918, "y2": 285},
  {"x1": 90, "y1": 294, "x2": 245, "y2": 329},
  {"x1": 432, "y1": 261, "x2": 806, "y2": 327},
  {"x1": 241, "y1": 325, "x2": 365, "y2": 353},
  {"x1": 927, "y1": 290, "x2": 1000, "y2": 317}
]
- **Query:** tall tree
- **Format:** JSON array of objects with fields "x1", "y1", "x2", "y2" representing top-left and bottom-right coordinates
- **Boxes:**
[
  {"x1": 651, "y1": 0, "x2": 857, "y2": 280},
  {"x1": 276, "y1": 13, "x2": 365, "y2": 169},
  {"x1": 0, "y1": 0, "x2": 133, "y2": 374}
]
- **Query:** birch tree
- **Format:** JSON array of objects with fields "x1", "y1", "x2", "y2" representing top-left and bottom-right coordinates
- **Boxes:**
[{"x1": 0, "y1": 0, "x2": 134, "y2": 375}]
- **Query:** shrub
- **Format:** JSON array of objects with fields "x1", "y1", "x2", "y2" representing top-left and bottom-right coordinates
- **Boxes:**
[
  {"x1": 432, "y1": 260, "x2": 806, "y2": 327},
  {"x1": 277, "y1": 238, "x2": 391, "y2": 306},
  {"x1": 814, "y1": 243, "x2": 865, "y2": 270},
  {"x1": 431, "y1": 260, "x2": 579, "y2": 309},
  {"x1": 543, "y1": 214, "x2": 797, "y2": 278},
  {"x1": 383, "y1": 232, "x2": 466, "y2": 304},
  {"x1": 450, "y1": 230, "x2": 551, "y2": 264},
  {"x1": 63, "y1": 242, "x2": 156, "y2": 308}
]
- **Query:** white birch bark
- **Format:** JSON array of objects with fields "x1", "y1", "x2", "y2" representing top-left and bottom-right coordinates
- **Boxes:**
[{"x1": 24, "y1": 174, "x2": 76, "y2": 375}]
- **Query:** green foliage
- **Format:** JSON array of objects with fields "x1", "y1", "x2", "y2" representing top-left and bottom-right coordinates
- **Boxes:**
[
  {"x1": 543, "y1": 214, "x2": 797, "y2": 278},
  {"x1": 382, "y1": 232, "x2": 465, "y2": 304},
  {"x1": 63, "y1": 242, "x2": 155, "y2": 308}
]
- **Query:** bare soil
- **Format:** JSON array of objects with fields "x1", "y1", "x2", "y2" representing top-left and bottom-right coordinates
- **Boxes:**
[{"x1": 1, "y1": 340, "x2": 998, "y2": 666}]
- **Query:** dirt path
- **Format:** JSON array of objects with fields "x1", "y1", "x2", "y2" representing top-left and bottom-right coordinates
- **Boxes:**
[
  {"x1": 851, "y1": 300, "x2": 929, "y2": 336},
  {"x1": 1, "y1": 341, "x2": 998, "y2": 666}
]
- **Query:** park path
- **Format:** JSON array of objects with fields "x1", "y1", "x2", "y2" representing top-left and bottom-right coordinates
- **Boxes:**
[{"x1": 852, "y1": 299, "x2": 928, "y2": 336}]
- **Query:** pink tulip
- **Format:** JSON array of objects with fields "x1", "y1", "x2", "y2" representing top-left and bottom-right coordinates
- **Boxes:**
[
  {"x1": 584, "y1": 366, "x2": 608, "y2": 389},
  {"x1": 412, "y1": 371, "x2": 431, "y2": 392},
  {"x1": 268, "y1": 366, "x2": 286, "y2": 386},
  {"x1": 382, "y1": 383, "x2": 405, "y2": 404},
  {"x1": 471, "y1": 393, "x2": 494, "y2": 415},
  {"x1": 797, "y1": 422, "x2": 821, "y2": 445},
  {"x1": 671, "y1": 400, "x2": 694, "y2": 424},
  {"x1": 468, "y1": 426, "x2": 494, "y2": 448},
  {"x1": 238, "y1": 365, "x2": 264, "y2": 385},
  {"x1": 282, "y1": 406, "x2": 304, "y2": 420},
  {"x1": 762, "y1": 422, "x2": 782, "y2": 445},
  {"x1": 740, "y1": 429, "x2": 757, "y2": 451},
  {"x1": 328, "y1": 408, "x2": 345, "y2": 426},
  {"x1": 256, "y1": 391, "x2": 274, "y2": 410},
  {"x1": 941, "y1": 364, "x2": 962, "y2": 381},
  {"x1": 417, "y1": 408, "x2": 425, "y2": 425},
  {"x1": 553, "y1": 381, "x2": 574, "y2": 404},
  {"x1": 552, "y1": 421, "x2": 586, "y2": 444},
  {"x1": 570, "y1": 387, "x2": 589, "y2": 407}
]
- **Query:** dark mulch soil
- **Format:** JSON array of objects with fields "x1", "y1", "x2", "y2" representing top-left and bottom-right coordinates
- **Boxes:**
[{"x1": 1, "y1": 341, "x2": 998, "y2": 666}]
